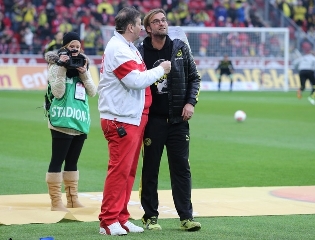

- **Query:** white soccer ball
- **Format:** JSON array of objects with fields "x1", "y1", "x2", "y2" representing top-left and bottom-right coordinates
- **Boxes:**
[{"x1": 234, "y1": 110, "x2": 246, "y2": 122}]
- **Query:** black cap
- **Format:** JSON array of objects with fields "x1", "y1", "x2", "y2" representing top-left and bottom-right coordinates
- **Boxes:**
[{"x1": 63, "y1": 32, "x2": 81, "y2": 46}]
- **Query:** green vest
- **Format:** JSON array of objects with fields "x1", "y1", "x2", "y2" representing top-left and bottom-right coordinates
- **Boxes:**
[{"x1": 49, "y1": 77, "x2": 91, "y2": 134}]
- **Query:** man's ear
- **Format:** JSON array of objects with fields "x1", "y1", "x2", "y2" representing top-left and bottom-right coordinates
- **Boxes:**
[
  {"x1": 146, "y1": 26, "x2": 151, "y2": 34},
  {"x1": 128, "y1": 24, "x2": 134, "y2": 33}
]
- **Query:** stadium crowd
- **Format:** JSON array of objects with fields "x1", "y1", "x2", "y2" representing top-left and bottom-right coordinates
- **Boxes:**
[
  {"x1": 0, "y1": 0, "x2": 273, "y2": 56},
  {"x1": 270, "y1": 0, "x2": 314, "y2": 32}
]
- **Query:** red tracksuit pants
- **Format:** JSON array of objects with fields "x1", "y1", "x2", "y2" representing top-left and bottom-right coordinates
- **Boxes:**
[{"x1": 98, "y1": 114, "x2": 148, "y2": 227}]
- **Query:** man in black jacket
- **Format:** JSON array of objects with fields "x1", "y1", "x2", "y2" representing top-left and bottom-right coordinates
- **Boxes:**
[
  {"x1": 137, "y1": 8, "x2": 201, "y2": 232},
  {"x1": 43, "y1": 31, "x2": 64, "y2": 57}
]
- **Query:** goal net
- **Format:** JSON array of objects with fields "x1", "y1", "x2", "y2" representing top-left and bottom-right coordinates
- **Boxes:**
[{"x1": 100, "y1": 26, "x2": 291, "y2": 91}]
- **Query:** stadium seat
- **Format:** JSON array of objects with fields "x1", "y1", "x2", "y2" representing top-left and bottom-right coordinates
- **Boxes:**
[
  {"x1": 188, "y1": 1, "x2": 199, "y2": 10},
  {"x1": 151, "y1": 0, "x2": 161, "y2": 8},
  {"x1": 207, "y1": 10, "x2": 214, "y2": 17},
  {"x1": 73, "y1": 0, "x2": 85, "y2": 6},
  {"x1": 188, "y1": 0, "x2": 206, "y2": 11},
  {"x1": 197, "y1": 1, "x2": 206, "y2": 9},
  {"x1": 142, "y1": 0, "x2": 151, "y2": 9}
]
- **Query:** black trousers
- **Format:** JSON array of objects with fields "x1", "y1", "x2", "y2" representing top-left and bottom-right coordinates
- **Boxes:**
[
  {"x1": 140, "y1": 116, "x2": 193, "y2": 221},
  {"x1": 299, "y1": 70, "x2": 315, "y2": 93},
  {"x1": 48, "y1": 129, "x2": 87, "y2": 172},
  {"x1": 218, "y1": 73, "x2": 233, "y2": 90}
]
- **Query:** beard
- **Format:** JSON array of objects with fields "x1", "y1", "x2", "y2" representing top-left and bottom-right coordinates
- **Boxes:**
[{"x1": 152, "y1": 30, "x2": 168, "y2": 39}]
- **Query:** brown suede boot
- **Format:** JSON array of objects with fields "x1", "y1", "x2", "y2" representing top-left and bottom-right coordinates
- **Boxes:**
[
  {"x1": 63, "y1": 171, "x2": 84, "y2": 208},
  {"x1": 46, "y1": 172, "x2": 68, "y2": 212}
]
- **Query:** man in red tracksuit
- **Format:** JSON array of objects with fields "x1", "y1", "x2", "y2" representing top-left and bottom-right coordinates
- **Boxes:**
[{"x1": 97, "y1": 7, "x2": 171, "y2": 236}]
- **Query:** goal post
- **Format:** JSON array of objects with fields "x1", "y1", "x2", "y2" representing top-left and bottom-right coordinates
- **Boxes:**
[{"x1": 100, "y1": 26, "x2": 291, "y2": 91}]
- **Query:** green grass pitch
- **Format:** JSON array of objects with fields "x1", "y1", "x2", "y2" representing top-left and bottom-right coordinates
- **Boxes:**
[{"x1": 0, "y1": 90, "x2": 314, "y2": 239}]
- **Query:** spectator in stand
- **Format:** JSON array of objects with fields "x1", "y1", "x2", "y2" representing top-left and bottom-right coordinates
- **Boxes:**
[
  {"x1": 55, "y1": 0, "x2": 68, "y2": 15},
  {"x1": 305, "y1": 1, "x2": 313, "y2": 10},
  {"x1": 43, "y1": 31, "x2": 64, "y2": 56},
  {"x1": 249, "y1": 7, "x2": 265, "y2": 27},
  {"x1": 182, "y1": 13, "x2": 197, "y2": 26},
  {"x1": 22, "y1": 2, "x2": 37, "y2": 24},
  {"x1": 72, "y1": 12, "x2": 86, "y2": 33},
  {"x1": 59, "y1": 18, "x2": 73, "y2": 34},
  {"x1": 277, "y1": 0, "x2": 293, "y2": 18},
  {"x1": 83, "y1": 25, "x2": 97, "y2": 55},
  {"x1": 162, "y1": 0, "x2": 179, "y2": 10},
  {"x1": 162, "y1": 3, "x2": 171, "y2": 16},
  {"x1": 177, "y1": 0, "x2": 189, "y2": 25},
  {"x1": 81, "y1": 7, "x2": 94, "y2": 27},
  {"x1": 167, "y1": 7, "x2": 181, "y2": 26},
  {"x1": 8, "y1": 37, "x2": 20, "y2": 54},
  {"x1": 233, "y1": 18, "x2": 245, "y2": 27},
  {"x1": 39, "y1": 23, "x2": 54, "y2": 43},
  {"x1": 117, "y1": 0, "x2": 129, "y2": 12},
  {"x1": 306, "y1": 6, "x2": 315, "y2": 29},
  {"x1": 45, "y1": 2, "x2": 56, "y2": 26},
  {"x1": 227, "y1": 1, "x2": 238, "y2": 23},
  {"x1": 95, "y1": 34, "x2": 105, "y2": 56},
  {"x1": 293, "y1": 0, "x2": 307, "y2": 28},
  {"x1": 235, "y1": 0, "x2": 246, "y2": 9},
  {"x1": 194, "y1": 10, "x2": 211, "y2": 27},
  {"x1": 111, "y1": 0, "x2": 120, "y2": 15},
  {"x1": 3, "y1": 0, "x2": 13, "y2": 17},
  {"x1": 205, "y1": 0, "x2": 214, "y2": 9},
  {"x1": 236, "y1": 1, "x2": 247, "y2": 24},
  {"x1": 0, "y1": 12, "x2": 9, "y2": 32},
  {"x1": 214, "y1": 2, "x2": 227, "y2": 26},
  {"x1": 20, "y1": 27, "x2": 34, "y2": 54},
  {"x1": 32, "y1": 37, "x2": 43, "y2": 54},
  {"x1": 51, "y1": 14, "x2": 64, "y2": 35},
  {"x1": 1, "y1": 24, "x2": 14, "y2": 43},
  {"x1": 0, "y1": 36, "x2": 9, "y2": 54},
  {"x1": 11, "y1": 0, "x2": 25, "y2": 32},
  {"x1": 225, "y1": 16, "x2": 234, "y2": 27},
  {"x1": 222, "y1": 0, "x2": 229, "y2": 9},
  {"x1": 217, "y1": 15, "x2": 226, "y2": 27},
  {"x1": 37, "y1": 6, "x2": 48, "y2": 30},
  {"x1": 100, "y1": 8, "x2": 110, "y2": 25},
  {"x1": 97, "y1": 0, "x2": 114, "y2": 16}
]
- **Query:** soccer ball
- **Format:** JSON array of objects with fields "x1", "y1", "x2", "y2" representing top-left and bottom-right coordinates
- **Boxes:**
[{"x1": 234, "y1": 110, "x2": 246, "y2": 122}]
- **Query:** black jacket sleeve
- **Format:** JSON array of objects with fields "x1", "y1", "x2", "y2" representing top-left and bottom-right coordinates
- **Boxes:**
[{"x1": 183, "y1": 44, "x2": 201, "y2": 107}]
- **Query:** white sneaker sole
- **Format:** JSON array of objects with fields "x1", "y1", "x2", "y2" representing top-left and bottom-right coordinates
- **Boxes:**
[
  {"x1": 99, "y1": 227, "x2": 127, "y2": 236},
  {"x1": 308, "y1": 97, "x2": 315, "y2": 105}
]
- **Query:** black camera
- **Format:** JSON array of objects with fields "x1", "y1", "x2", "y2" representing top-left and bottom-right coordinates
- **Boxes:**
[{"x1": 56, "y1": 48, "x2": 85, "y2": 69}]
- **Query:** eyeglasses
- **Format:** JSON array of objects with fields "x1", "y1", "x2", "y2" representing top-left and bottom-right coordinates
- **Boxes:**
[{"x1": 150, "y1": 18, "x2": 167, "y2": 25}]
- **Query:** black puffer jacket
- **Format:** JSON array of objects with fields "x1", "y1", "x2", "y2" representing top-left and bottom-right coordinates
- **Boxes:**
[{"x1": 138, "y1": 38, "x2": 201, "y2": 124}]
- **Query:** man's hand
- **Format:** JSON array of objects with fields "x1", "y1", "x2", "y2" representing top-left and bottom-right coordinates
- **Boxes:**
[
  {"x1": 160, "y1": 60, "x2": 171, "y2": 74},
  {"x1": 182, "y1": 103, "x2": 194, "y2": 121}
]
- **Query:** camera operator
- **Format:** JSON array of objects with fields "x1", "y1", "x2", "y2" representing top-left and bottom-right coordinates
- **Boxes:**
[
  {"x1": 43, "y1": 31, "x2": 97, "y2": 212},
  {"x1": 57, "y1": 47, "x2": 86, "y2": 70}
]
